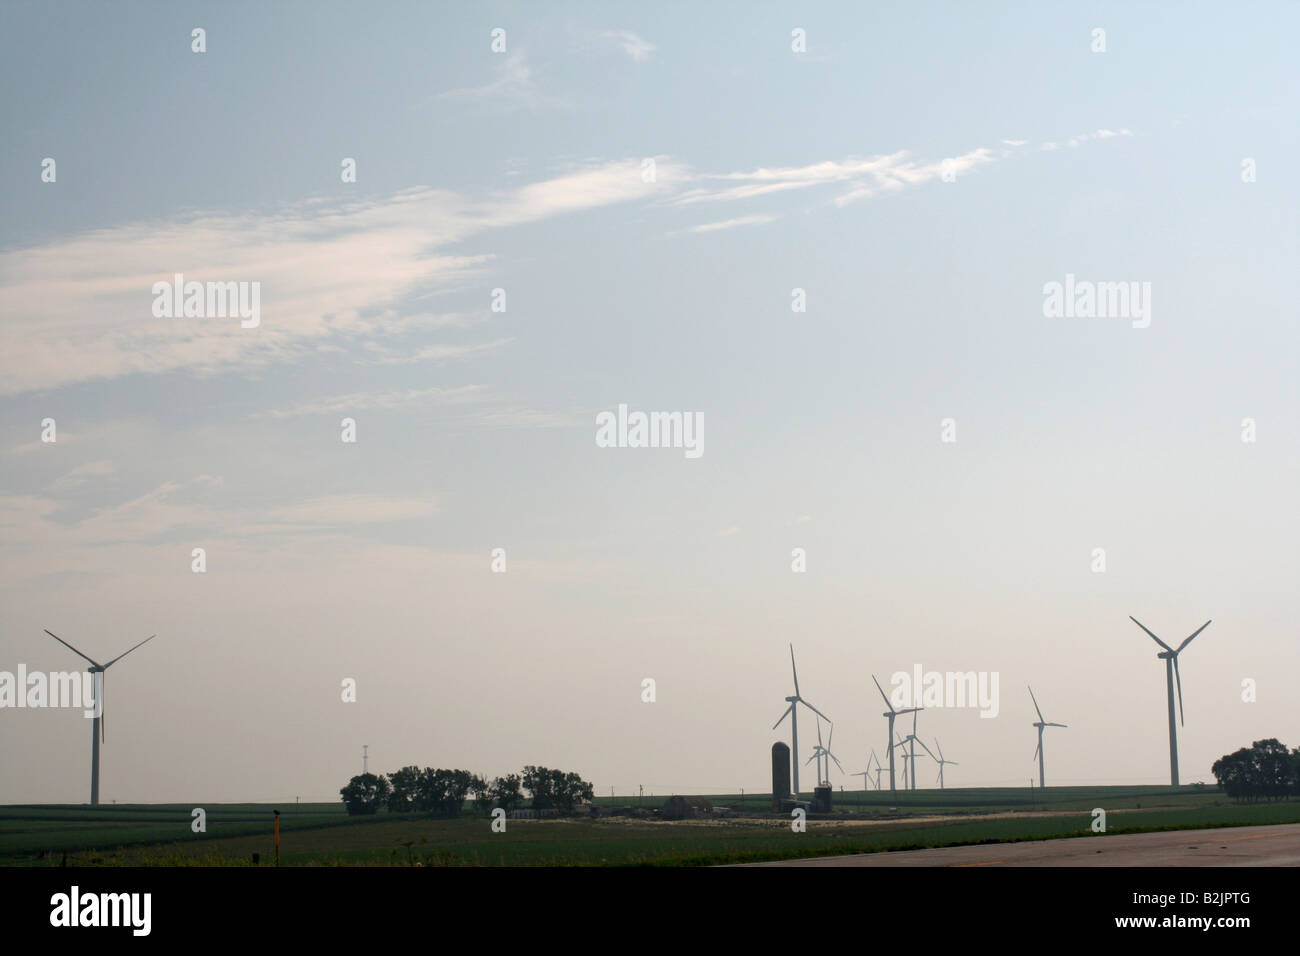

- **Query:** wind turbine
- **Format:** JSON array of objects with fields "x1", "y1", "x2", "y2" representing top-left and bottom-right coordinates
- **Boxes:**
[
  {"x1": 869, "y1": 750, "x2": 887, "y2": 790},
  {"x1": 805, "y1": 718, "x2": 844, "y2": 787},
  {"x1": 1129, "y1": 617, "x2": 1211, "y2": 786},
  {"x1": 897, "y1": 709, "x2": 929, "y2": 790},
  {"x1": 821, "y1": 721, "x2": 844, "y2": 785},
  {"x1": 44, "y1": 629, "x2": 155, "y2": 805},
  {"x1": 892, "y1": 732, "x2": 925, "y2": 788},
  {"x1": 773, "y1": 644, "x2": 829, "y2": 797},
  {"x1": 1028, "y1": 685, "x2": 1066, "y2": 789},
  {"x1": 932, "y1": 738, "x2": 958, "y2": 790},
  {"x1": 872, "y1": 674, "x2": 921, "y2": 793}
]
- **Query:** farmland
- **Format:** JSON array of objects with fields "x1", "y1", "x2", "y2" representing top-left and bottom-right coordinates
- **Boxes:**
[{"x1": 3, "y1": 787, "x2": 1298, "y2": 866}]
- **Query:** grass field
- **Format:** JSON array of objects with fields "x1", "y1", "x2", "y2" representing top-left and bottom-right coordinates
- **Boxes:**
[{"x1": 3, "y1": 787, "x2": 1297, "y2": 866}]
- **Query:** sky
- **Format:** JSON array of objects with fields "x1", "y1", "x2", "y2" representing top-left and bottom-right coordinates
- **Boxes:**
[{"x1": 0, "y1": 1, "x2": 1296, "y2": 803}]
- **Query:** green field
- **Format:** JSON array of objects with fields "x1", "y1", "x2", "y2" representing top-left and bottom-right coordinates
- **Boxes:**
[{"x1": 3, "y1": 787, "x2": 1297, "y2": 866}]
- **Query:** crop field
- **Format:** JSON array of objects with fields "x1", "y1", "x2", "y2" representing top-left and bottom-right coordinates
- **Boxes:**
[{"x1": 3, "y1": 788, "x2": 1297, "y2": 867}]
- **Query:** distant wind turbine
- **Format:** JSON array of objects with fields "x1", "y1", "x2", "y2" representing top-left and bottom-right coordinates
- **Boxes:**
[
  {"x1": 773, "y1": 645, "x2": 829, "y2": 798},
  {"x1": 45, "y1": 629, "x2": 155, "y2": 805},
  {"x1": 932, "y1": 738, "x2": 958, "y2": 790},
  {"x1": 1029, "y1": 685, "x2": 1066, "y2": 789},
  {"x1": 872, "y1": 674, "x2": 921, "y2": 793},
  {"x1": 1129, "y1": 617, "x2": 1211, "y2": 786},
  {"x1": 805, "y1": 718, "x2": 844, "y2": 787}
]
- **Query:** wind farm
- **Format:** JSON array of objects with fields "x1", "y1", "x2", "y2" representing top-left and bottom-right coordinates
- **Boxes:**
[
  {"x1": 6, "y1": 610, "x2": 1296, "y2": 871},
  {"x1": 2, "y1": 1, "x2": 1297, "y2": 894}
]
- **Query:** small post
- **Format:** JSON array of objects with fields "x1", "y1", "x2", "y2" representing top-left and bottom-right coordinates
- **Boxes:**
[{"x1": 274, "y1": 809, "x2": 281, "y2": 867}]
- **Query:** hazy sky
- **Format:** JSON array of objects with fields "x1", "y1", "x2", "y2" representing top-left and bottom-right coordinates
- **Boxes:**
[{"x1": 1, "y1": 2, "x2": 1296, "y2": 803}]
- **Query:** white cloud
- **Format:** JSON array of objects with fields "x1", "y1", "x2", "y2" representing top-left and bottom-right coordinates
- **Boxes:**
[
  {"x1": 267, "y1": 495, "x2": 436, "y2": 527},
  {"x1": 52, "y1": 459, "x2": 116, "y2": 489},
  {"x1": 686, "y1": 214, "x2": 779, "y2": 234},
  {"x1": 256, "y1": 385, "x2": 488, "y2": 419},
  {"x1": 0, "y1": 160, "x2": 679, "y2": 397},
  {"x1": 599, "y1": 30, "x2": 655, "y2": 62},
  {"x1": 438, "y1": 52, "x2": 572, "y2": 110}
]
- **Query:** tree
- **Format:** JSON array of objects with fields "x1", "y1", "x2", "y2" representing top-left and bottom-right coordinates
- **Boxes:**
[
  {"x1": 522, "y1": 765, "x2": 556, "y2": 809},
  {"x1": 490, "y1": 774, "x2": 524, "y2": 812},
  {"x1": 522, "y1": 765, "x2": 593, "y2": 811},
  {"x1": 1212, "y1": 739, "x2": 1299, "y2": 802},
  {"x1": 1252, "y1": 738, "x2": 1291, "y2": 800},
  {"x1": 386, "y1": 765, "x2": 422, "y2": 813},
  {"x1": 340, "y1": 773, "x2": 390, "y2": 815}
]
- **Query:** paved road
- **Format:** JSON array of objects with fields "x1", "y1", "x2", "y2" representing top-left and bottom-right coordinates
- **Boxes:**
[{"x1": 743, "y1": 823, "x2": 1300, "y2": 866}]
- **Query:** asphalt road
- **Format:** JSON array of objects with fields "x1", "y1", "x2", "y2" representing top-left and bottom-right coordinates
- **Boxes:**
[{"x1": 742, "y1": 823, "x2": 1300, "y2": 866}]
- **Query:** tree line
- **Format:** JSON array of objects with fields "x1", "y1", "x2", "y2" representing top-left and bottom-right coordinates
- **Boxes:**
[
  {"x1": 1210, "y1": 738, "x2": 1300, "y2": 801},
  {"x1": 340, "y1": 765, "x2": 594, "y2": 816}
]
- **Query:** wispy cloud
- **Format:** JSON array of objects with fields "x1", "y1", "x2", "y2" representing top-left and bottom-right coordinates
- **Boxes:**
[
  {"x1": 256, "y1": 386, "x2": 489, "y2": 419},
  {"x1": 686, "y1": 214, "x2": 779, "y2": 234},
  {"x1": 52, "y1": 459, "x2": 116, "y2": 490},
  {"x1": 438, "y1": 52, "x2": 572, "y2": 110},
  {"x1": 598, "y1": 30, "x2": 655, "y2": 62},
  {"x1": 0, "y1": 160, "x2": 679, "y2": 397}
]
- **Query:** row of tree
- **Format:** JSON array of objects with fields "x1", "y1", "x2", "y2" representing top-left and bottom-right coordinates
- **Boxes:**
[
  {"x1": 1210, "y1": 739, "x2": 1300, "y2": 801},
  {"x1": 340, "y1": 765, "x2": 594, "y2": 816}
]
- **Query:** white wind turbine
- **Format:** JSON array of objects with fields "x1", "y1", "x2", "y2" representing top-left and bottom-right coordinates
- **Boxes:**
[
  {"x1": 45, "y1": 629, "x2": 155, "y2": 805},
  {"x1": 894, "y1": 708, "x2": 929, "y2": 791},
  {"x1": 804, "y1": 718, "x2": 844, "y2": 787},
  {"x1": 773, "y1": 644, "x2": 830, "y2": 798},
  {"x1": 852, "y1": 750, "x2": 885, "y2": 791},
  {"x1": 1129, "y1": 617, "x2": 1211, "y2": 786},
  {"x1": 872, "y1": 674, "x2": 922, "y2": 793},
  {"x1": 892, "y1": 732, "x2": 928, "y2": 789},
  {"x1": 1029, "y1": 685, "x2": 1067, "y2": 789},
  {"x1": 932, "y1": 738, "x2": 958, "y2": 790}
]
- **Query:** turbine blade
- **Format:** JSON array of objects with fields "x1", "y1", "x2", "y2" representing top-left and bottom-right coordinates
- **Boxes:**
[
  {"x1": 916, "y1": 738, "x2": 937, "y2": 760},
  {"x1": 816, "y1": 718, "x2": 824, "y2": 748},
  {"x1": 772, "y1": 703, "x2": 794, "y2": 730},
  {"x1": 826, "y1": 723, "x2": 833, "y2": 753},
  {"x1": 1176, "y1": 620, "x2": 1211, "y2": 654},
  {"x1": 103, "y1": 634, "x2": 155, "y2": 668},
  {"x1": 1028, "y1": 685, "x2": 1044, "y2": 723},
  {"x1": 935, "y1": 738, "x2": 944, "y2": 760},
  {"x1": 1048, "y1": 722, "x2": 1068, "y2": 728},
  {"x1": 789, "y1": 644, "x2": 800, "y2": 697},
  {"x1": 1174, "y1": 655, "x2": 1185, "y2": 726},
  {"x1": 896, "y1": 707, "x2": 922, "y2": 716},
  {"x1": 802, "y1": 699, "x2": 830, "y2": 723},
  {"x1": 805, "y1": 753, "x2": 818, "y2": 766},
  {"x1": 1032, "y1": 739, "x2": 1041, "y2": 760},
  {"x1": 871, "y1": 673, "x2": 894, "y2": 711},
  {"x1": 831, "y1": 754, "x2": 844, "y2": 773},
  {"x1": 44, "y1": 630, "x2": 102, "y2": 669},
  {"x1": 1129, "y1": 616, "x2": 1174, "y2": 652}
]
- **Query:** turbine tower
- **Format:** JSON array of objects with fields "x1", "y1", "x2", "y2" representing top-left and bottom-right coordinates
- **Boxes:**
[
  {"x1": 44, "y1": 629, "x2": 155, "y2": 805},
  {"x1": 932, "y1": 738, "x2": 958, "y2": 790},
  {"x1": 805, "y1": 718, "x2": 843, "y2": 786},
  {"x1": 1029, "y1": 685, "x2": 1066, "y2": 789},
  {"x1": 894, "y1": 709, "x2": 929, "y2": 791},
  {"x1": 872, "y1": 674, "x2": 921, "y2": 793},
  {"x1": 1129, "y1": 617, "x2": 1211, "y2": 786},
  {"x1": 773, "y1": 644, "x2": 829, "y2": 798}
]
